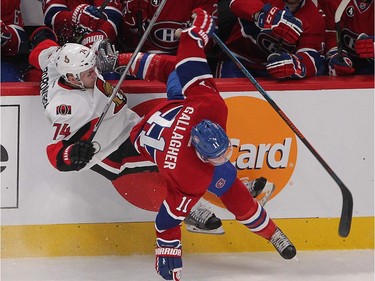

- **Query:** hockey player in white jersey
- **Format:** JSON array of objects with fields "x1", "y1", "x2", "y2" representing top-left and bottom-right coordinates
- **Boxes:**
[{"x1": 28, "y1": 27, "x2": 274, "y2": 234}]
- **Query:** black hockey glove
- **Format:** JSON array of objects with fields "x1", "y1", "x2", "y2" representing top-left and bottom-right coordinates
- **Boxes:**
[{"x1": 65, "y1": 141, "x2": 95, "y2": 170}]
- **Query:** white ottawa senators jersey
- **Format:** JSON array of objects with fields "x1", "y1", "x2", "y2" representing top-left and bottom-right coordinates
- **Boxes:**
[{"x1": 37, "y1": 43, "x2": 141, "y2": 171}]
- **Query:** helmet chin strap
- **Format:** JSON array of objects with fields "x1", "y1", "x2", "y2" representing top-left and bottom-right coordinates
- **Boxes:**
[{"x1": 62, "y1": 74, "x2": 86, "y2": 90}]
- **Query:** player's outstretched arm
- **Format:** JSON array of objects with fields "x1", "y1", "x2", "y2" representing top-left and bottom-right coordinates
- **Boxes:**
[{"x1": 174, "y1": 8, "x2": 216, "y2": 94}]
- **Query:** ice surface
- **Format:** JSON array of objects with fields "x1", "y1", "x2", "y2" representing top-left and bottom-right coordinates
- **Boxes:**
[{"x1": 1, "y1": 250, "x2": 374, "y2": 281}]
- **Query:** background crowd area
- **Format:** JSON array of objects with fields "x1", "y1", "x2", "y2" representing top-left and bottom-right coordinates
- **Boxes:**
[{"x1": 1, "y1": 0, "x2": 374, "y2": 83}]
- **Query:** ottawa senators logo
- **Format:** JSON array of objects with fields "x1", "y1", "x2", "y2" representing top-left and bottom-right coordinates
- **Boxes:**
[
  {"x1": 95, "y1": 78, "x2": 127, "y2": 114},
  {"x1": 56, "y1": 104, "x2": 71, "y2": 115}
]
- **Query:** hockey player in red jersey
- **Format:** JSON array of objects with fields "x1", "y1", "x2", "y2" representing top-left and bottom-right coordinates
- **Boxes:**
[
  {"x1": 28, "y1": 27, "x2": 272, "y2": 236},
  {"x1": 215, "y1": 0, "x2": 325, "y2": 79},
  {"x1": 120, "y1": 0, "x2": 217, "y2": 53},
  {"x1": 317, "y1": 0, "x2": 374, "y2": 75},
  {"x1": 130, "y1": 8, "x2": 296, "y2": 280},
  {"x1": 41, "y1": 0, "x2": 123, "y2": 47},
  {"x1": 1, "y1": 0, "x2": 28, "y2": 81}
]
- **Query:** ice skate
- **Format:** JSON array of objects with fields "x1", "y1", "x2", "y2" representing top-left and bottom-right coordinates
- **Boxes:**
[
  {"x1": 241, "y1": 177, "x2": 275, "y2": 206},
  {"x1": 184, "y1": 206, "x2": 224, "y2": 235},
  {"x1": 269, "y1": 227, "x2": 296, "y2": 259}
]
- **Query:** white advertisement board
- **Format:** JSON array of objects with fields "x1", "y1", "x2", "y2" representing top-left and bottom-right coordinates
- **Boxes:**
[
  {"x1": 0, "y1": 88, "x2": 374, "y2": 226},
  {"x1": 0, "y1": 105, "x2": 20, "y2": 208}
]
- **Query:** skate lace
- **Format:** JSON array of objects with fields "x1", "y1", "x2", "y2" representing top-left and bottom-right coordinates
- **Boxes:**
[
  {"x1": 270, "y1": 229, "x2": 290, "y2": 252},
  {"x1": 190, "y1": 207, "x2": 213, "y2": 224}
]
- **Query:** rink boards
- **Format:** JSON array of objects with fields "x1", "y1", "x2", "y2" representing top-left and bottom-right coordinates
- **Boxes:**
[{"x1": 1, "y1": 76, "x2": 374, "y2": 257}]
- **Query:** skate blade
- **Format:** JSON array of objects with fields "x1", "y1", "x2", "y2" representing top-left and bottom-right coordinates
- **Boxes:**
[
  {"x1": 185, "y1": 224, "x2": 225, "y2": 235},
  {"x1": 258, "y1": 182, "x2": 276, "y2": 207}
]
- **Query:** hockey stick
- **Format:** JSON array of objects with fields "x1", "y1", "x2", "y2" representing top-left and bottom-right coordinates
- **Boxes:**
[
  {"x1": 98, "y1": 0, "x2": 111, "y2": 13},
  {"x1": 335, "y1": 0, "x2": 351, "y2": 56},
  {"x1": 88, "y1": 0, "x2": 167, "y2": 142},
  {"x1": 212, "y1": 33, "x2": 353, "y2": 237}
]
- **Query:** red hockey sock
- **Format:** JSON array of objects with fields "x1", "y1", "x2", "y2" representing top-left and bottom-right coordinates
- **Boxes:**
[{"x1": 220, "y1": 178, "x2": 276, "y2": 239}]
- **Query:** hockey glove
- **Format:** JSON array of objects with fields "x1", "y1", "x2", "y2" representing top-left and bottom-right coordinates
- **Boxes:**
[
  {"x1": 1, "y1": 20, "x2": 12, "y2": 46},
  {"x1": 182, "y1": 8, "x2": 215, "y2": 49},
  {"x1": 155, "y1": 238, "x2": 182, "y2": 281},
  {"x1": 29, "y1": 26, "x2": 58, "y2": 49},
  {"x1": 63, "y1": 141, "x2": 95, "y2": 170},
  {"x1": 72, "y1": 4, "x2": 108, "y2": 34},
  {"x1": 92, "y1": 39, "x2": 118, "y2": 73},
  {"x1": 327, "y1": 49, "x2": 355, "y2": 76},
  {"x1": 266, "y1": 53, "x2": 306, "y2": 79},
  {"x1": 255, "y1": 4, "x2": 302, "y2": 45},
  {"x1": 123, "y1": 0, "x2": 149, "y2": 27},
  {"x1": 355, "y1": 33, "x2": 374, "y2": 59},
  {"x1": 81, "y1": 31, "x2": 106, "y2": 48}
]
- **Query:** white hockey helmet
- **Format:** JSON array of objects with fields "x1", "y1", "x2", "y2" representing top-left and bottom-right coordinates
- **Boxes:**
[{"x1": 55, "y1": 43, "x2": 97, "y2": 83}]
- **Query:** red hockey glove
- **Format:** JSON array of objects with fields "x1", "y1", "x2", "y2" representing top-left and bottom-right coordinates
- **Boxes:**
[
  {"x1": 155, "y1": 238, "x2": 182, "y2": 281},
  {"x1": 182, "y1": 8, "x2": 215, "y2": 48},
  {"x1": 355, "y1": 33, "x2": 374, "y2": 59},
  {"x1": 123, "y1": 0, "x2": 149, "y2": 27},
  {"x1": 266, "y1": 53, "x2": 306, "y2": 79},
  {"x1": 81, "y1": 31, "x2": 106, "y2": 47},
  {"x1": 255, "y1": 4, "x2": 302, "y2": 45},
  {"x1": 327, "y1": 49, "x2": 355, "y2": 76},
  {"x1": 72, "y1": 4, "x2": 108, "y2": 34},
  {"x1": 1, "y1": 20, "x2": 12, "y2": 46},
  {"x1": 63, "y1": 141, "x2": 95, "y2": 170}
]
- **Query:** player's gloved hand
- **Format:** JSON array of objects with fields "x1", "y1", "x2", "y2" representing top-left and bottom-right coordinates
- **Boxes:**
[
  {"x1": 355, "y1": 33, "x2": 374, "y2": 59},
  {"x1": 92, "y1": 39, "x2": 118, "y2": 73},
  {"x1": 81, "y1": 31, "x2": 106, "y2": 48},
  {"x1": 1, "y1": 20, "x2": 12, "y2": 46},
  {"x1": 155, "y1": 238, "x2": 182, "y2": 281},
  {"x1": 123, "y1": 0, "x2": 149, "y2": 27},
  {"x1": 255, "y1": 4, "x2": 302, "y2": 45},
  {"x1": 63, "y1": 141, "x2": 95, "y2": 170},
  {"x1": 72, "y1": 4, "x2": 108, "y2": 33},
  {"x1": 29, "y1": 26, "x2": 58, "y2": 49},
  {"x1": 114, "y1": 52, "x2": 149, "y2": 77},
  {"x1": 182, "y1": 8, "x2": 215, "y2": 48},
  {"x1": 266, "y1": 52, "x2": 306, "y2": 79},
  {"x1": 327, "y1": 49, "x2": 355, "y2": 76}
]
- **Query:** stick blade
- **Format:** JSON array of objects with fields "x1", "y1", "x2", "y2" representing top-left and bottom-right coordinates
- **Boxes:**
[{"x1": 339, "y1": 188, "x2": 353, "y2": 237}]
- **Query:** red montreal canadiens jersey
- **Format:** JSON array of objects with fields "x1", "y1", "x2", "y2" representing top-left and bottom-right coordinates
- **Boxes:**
[
  {"x1": 42, "y1": 0, "x2": 123, "y2": 43},
  {"x1": 1, "y1": 0, "x2": 24, "y2": 27},
  {"x1": 130, "y1": 79, "x2": 227, "y2": 195},
  {"x1": 225, "y1": 0, "x2": 325, "y2": 70},
  {"x1": 30, "y1": 40, "x2": 141, "y2": 172},
  {"x1": 1, "y1": 0, "x2": 25, "y2": 55},
  {"x1": 121, "y1": 0, "x2": 217, "y2": 53},
  {"x1": 318, "y1": 0, "x2": 374, "y2": 57}
]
